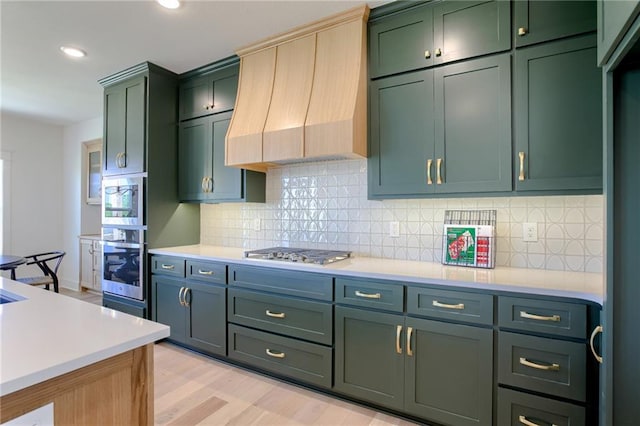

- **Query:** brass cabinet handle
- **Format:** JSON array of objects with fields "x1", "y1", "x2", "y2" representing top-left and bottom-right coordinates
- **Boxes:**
[
  {"x1": 182, "y1": 287, "x2": 191, "y2": 307},
  {"x1": 590, "y1": 325, "x2": 603, "y2": 364},
  {"x1": 265, "y1": 310, "x2": 286, "y2": 319},
  {"x1": 161, "y1": 264, "x2": 175, "y2": 270},
  {"x1": 355, "y1": 290, "x2": 381, "y2": 299},
  {"x1": 209, "y1": 177, "x2": 214, "y2": 193},
  {"x1": 115, "y1": 152, "x2": 122, "y2": 168},
  {"x1": 425, "y1": 50, "x2": 431, "y2": 59},
  {"x1": 435, "y1": 48, "x2": 442, "y2": 57},
  {"x1": 436, "y1": 158, "x2": 443, "y2": 184},
  {"x1": 518, "y1": 151, "x2": 526, "y2": 181},
  {"x1": 407, "y1": 326, "x2": 414, "y2": 357},
  {"x1": 427, "y1": 159, "x2": 433, "y2": 185},
  {"x1": 265, "y1": 349, "x2": 285, "y2": 359},
  {"x1": 432, "y1": 300, "x2": 465, "y2": 310},
  {"x1": 197, "y1": 269, "x2": 214, "y2": 275},
  {"x1": 519, "y1": 357, "x2": 560, "y2": 371},
  {"x1": 117, "y1": 152, "x2": 126, "y2": 168},
  {"x1": 518, "y1": 27, "x2": 528, "y2": 36},
  {"x1": 178, "y1": 286, "x2": 186, "y2": 306},
  {"x1": 201, "y1": 177, "x2": 208, "y2": 192},
  {"x1": 396, "y1": 325, "x2": 403, "y2": 354},
  {"x1": 518, "y1": 415, "x2": 556, "y2": 426},
  {"x1": 520, "y1": 311, "x2": 561, "y2": 322}
]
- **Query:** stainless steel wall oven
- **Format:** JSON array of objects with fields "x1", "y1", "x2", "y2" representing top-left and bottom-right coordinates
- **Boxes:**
[{"x1": 101, "y1": 227, "x2": 145, "y2": 301}]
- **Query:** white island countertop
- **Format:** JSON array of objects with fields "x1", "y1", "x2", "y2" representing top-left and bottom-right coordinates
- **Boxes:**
[
  {"x1": 0, "y1": 278, "x2": 169, "y2": 397},
  {"x1": 150, "y1": 245, "x2": 604, "y2": 305}
]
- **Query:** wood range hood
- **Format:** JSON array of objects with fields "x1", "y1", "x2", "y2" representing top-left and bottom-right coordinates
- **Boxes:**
[{"x1": 225, "y1": 5, "x2": 370, "y2": 173}]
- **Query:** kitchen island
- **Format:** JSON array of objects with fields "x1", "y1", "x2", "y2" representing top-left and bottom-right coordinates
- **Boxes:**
[{"x1": 0, "y1": 278, "x2": 169, "y2": 425}]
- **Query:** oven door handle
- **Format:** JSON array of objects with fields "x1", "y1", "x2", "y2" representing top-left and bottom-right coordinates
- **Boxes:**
[{"x1": 101, "y1": 241, "x2": 142, "y2": 249}]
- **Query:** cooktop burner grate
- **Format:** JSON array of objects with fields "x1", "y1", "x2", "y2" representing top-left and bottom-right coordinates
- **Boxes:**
[{"x1": 244, "y1": 247, "x2": 352, "y2": 265}]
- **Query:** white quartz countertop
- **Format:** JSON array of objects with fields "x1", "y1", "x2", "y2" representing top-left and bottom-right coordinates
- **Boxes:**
[
  {"x1": 0, "y1": 278, "x2": 169, "y2": 396},
  {"x1": 150, "y1": 245, "x2": 604, "y2": 305}
]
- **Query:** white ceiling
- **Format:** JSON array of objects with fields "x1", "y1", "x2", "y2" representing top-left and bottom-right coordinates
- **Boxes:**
[{"x1": 0, "y1": 0, "x2": 389, "y2": 127}]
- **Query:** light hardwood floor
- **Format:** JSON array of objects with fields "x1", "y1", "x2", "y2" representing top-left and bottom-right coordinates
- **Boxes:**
[{"x1": 59, "y1": 288, "x2": 419, "y2": 426}]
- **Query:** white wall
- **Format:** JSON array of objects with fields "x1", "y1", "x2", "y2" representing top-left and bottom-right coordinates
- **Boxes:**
[
  {"x1": 0, "y1": 112, "x2": 101, "y2": 289},
  {"x1": 61, "y1": 117, "x2": 102, "y2": 289},
  {"x1": 0, "y1": 112, "x2": 64, "y2": 278}
]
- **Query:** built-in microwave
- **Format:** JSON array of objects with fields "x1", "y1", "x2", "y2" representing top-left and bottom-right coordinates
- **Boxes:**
[{"x1": 102, "y1": 175, "x2": 144, "y2": 226}]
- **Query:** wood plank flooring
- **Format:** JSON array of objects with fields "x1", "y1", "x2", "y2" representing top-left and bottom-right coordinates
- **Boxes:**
[{"x1": 59, "y1": 288, "x2": 419, "y2": 426}]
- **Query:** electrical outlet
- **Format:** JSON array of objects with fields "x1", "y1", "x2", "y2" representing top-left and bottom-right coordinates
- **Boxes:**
[
  {"x1": 522, "y1": 222, "x2": 538, "y2": 242},
  {"x1": 253, "y1": 218, "x2": 261, "y2": 232},
  {"x1": 389, "y1": 221, "x2": 400, "y2": 238}
]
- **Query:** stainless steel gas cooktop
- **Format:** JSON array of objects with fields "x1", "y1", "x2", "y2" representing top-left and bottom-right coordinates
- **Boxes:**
[{"x1": 244, "y1": 247, "x2": 352, "y2": 265}]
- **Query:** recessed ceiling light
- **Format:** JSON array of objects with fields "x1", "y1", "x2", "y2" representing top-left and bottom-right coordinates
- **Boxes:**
[
  {"x1": 157, "y1": 0, "x2": 180, "y2": 9},
  {"x1": 60, "y1": 46, "x2": 87, "y2": 58}
]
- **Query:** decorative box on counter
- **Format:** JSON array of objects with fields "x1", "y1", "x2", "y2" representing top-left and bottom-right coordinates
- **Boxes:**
[{"x1": 442, "y1": 210, "x2": 496, "y2": 269}]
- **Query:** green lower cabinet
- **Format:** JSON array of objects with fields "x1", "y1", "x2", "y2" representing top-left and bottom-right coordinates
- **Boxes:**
[
  {"x1": 152, "y1": 275, "x2": 226, "y2": 356},
  {"x1": 334, "y1": 306, "x2": 493, "y2": 425},
  {"x1": 514, "y1": 34, "x2": 602, "y2": 192}
]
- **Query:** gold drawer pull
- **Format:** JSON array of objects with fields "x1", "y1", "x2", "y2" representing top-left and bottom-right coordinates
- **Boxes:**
[
  {"x1": 590, "y1": 325, "x2": 603, "y2": 364},
  {"x1": 432, "y1": 300, "x2": 465, "y2": 310},
  {"x1": 436, "y1": 158, "x2": 443, "y2": 184},
  {"x1": 425, "y1": 50, "x2": 431, "y2": 59},
  {"x1": 519, "y1": 357, "x2": 560, "y2": 371},
  {"x1": 265, "y1": 310, "x2": 286, "y2": 319},
  {"x1": 178, "y1": 287, "x2": 186, "y2": 306},
  {"x1": 407, "y1": 327, "x2": 414, "y2": 357},
  {"x1": 396, "y1": 325, "x2": 403, "y2": 354},
  {"x1": 266, "y1": 349, "x2": 285, "y2": 359},
  {"x1": 355, "y1": 290, "x2": 381, "y2": 299},
  {"x1": 517, "y1": 27, "x2": 528, "y2": 36},
  {"x1": 520, "y1": 311, "x2": 561, "y2": 322},
  {"x1": 518, "y1": 415, "x2": 557, "y2": 426},
  {"x1": 427, "y1": 159, "x2": 433, "y2": 185},
  {"x1": 197, "y1": 269, "x2": 214, "y2": 275},
  {"x1": 161, "y1": 264, "x2": 175, "y2": 270},
  {"x1": 435, "y1": 48, "x2": 442, "y2": 57}
]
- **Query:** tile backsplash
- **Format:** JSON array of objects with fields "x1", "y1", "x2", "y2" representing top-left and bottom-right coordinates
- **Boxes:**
[{"x1": 201, "y1": 159, "x2": 603, "y2": 273}]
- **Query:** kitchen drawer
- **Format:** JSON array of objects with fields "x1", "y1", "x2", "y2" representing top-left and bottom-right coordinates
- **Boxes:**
[
  {"x1": 335, "y1": 277, "x2": 403, "y2": 312},
  {"x1": 497, "y1": 388, "x2": 585, "y2": 426},
  {"x1": 151, "y1": 256, "x2": 185, "y2": 278},
  {"x1": 227, "y1": 288, "x2": 332, "y2": 345},
  {"x1": 186, "y1": 260, "x2": 226, "y2": 285},
  {"x1": 499, "y1": 296, "x2": 587, "y2": 339},
  {"x1": 227, "y1": 324, "x2": 332, "y2": 388},
  {"x1": 498, "y1": 331, "x2": 586, "y2": 402},
  {"x1": 407, "y1": 287, "x2": 493, "y2": 325},
  {"x1": 229, "y1": 265, "x2": 333, "y2": 301}
]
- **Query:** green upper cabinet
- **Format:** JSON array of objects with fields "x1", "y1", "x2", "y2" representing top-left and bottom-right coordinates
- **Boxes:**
[
  {"x1": 368, "y1": 70, "x2": 435, "y2": 197},
  {"x1": 369, "y1": 0, "x2": 510, "y2": 79},
  {"x1": 514, "y1": 34, "x2": 602, "y2": 192},
  {"x1": 434, "y1": 54, "x2": 512, "y2": 194},
  {"x1": 514, "y1": 0, "x2": 596, "y2": 48},
  {"x1": 369, "y1": 54, "x2": 511, "y2": 199},
  {"x1": 179, "y1": 112, "x2": 265, "y2": 203},
  {"x1": 179, "y1": 63, "x2": 239, "y2": 121},
  {"x1": 102, "y1": 76, "x2": 146, "y2": 176},
  {"x1": 597, "y1": 0, "x2": 640, "y2": 65}
]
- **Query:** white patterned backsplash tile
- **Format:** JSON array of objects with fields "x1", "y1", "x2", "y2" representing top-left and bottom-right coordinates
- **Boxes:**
[{"x1": 201, "y1": 159, "x2": 604, "y2": 273}]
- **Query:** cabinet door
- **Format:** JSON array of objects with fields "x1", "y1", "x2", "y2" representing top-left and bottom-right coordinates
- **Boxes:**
[
  {"x1": 514, "y1": 35, "x2": 602, "y2": 192},
  {"x1": 179, "y1": 76, "x2": 211, "y2": 121},
  {"x1": 185, "y1": 281, "x2": 226, "y2": 356},
  {"x1": 211, "y1": 66, "x2": 239, "y2": 115},
  {"x1": 210, "y1": 112, "x2": 243, "y2": 201},
  {"x1": 152, "y1": 275, "x2": 187, "y2": 344},
  {"x1": 334, "y1": 306, "x2": 405, "y2": 411},
  {"x1": 178, "y1": 116, "x2": 212, "y2": 201},
  {"x1": 368, "y1": 70, "x2": 435, "y2": 198},
  {"x1": 103, "y1": 76, "x2": 146, "y2": 176},
  {"x1": 514, "y1": 0, "x2": 596, "y2": 48},
  {"x1": 434, "y1": 54, "x2": 512, "y2": 194},
  {"x1": 369, "y1": 4, "x2": 433, "y2": 78},
  {"x1": 432, "y1": 0, "x2": 511, "y2": 65},
  {"x1": 405, "y1": 317, "x2": 493, "y2": 426},
  {"x1": 79, "y1": 239, "x2": 93, "y2": 289}
]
